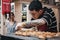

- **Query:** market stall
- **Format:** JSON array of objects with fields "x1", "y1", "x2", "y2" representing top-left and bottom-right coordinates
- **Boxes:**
[{"x1": 1, "y1": 30, "x2": 60, "y2": 40}]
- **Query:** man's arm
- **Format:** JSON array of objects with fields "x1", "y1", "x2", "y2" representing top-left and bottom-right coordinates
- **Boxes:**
[
  {"x1": 15, "y1": 18, "x2": 46, "y2": 31},
  {"x1": 26, "y1": 18, "x2": 46, "y2": 27}
]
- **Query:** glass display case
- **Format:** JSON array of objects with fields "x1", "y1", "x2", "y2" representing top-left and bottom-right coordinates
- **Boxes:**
[
  {"x1": 21, "y1": 2, "x2": 32, "y2": 22},
  {"x1": 0, "y1": 0, "x2": 3, "y2": 34},
  {"x1": 0, "y1": 7, "x2": 1, "y2": 31},
  {"x1": 0, "y1": 6, "x2": 1, "y2": 24},
  {"x1": 22, "y1": 3, "x2": 27, "y2": 22},
  {"x1": 0, "y1": 0, "x2": 1, "y2": 23},
  {"x1": 0, "y1": 0, "x2": 1, "y2": 33}
]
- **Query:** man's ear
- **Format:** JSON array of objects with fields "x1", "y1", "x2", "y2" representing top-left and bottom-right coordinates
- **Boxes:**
[{"x1": 39, "y1": 10, "x2": 43, "y2": 13}]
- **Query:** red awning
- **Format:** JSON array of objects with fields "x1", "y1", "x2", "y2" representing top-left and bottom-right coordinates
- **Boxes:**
[{"x1": 2, "y1": 0, "x2": 12, "y2": 15}]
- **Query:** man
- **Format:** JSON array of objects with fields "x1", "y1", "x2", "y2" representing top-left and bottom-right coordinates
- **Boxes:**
[{"x1": 16, "y1": 0, "x2": 57, "y2": 32}]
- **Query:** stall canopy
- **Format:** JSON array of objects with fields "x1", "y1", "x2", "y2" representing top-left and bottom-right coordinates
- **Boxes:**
[{"x1": 2, "y1": 0, "x2": 12, "y2": 15}]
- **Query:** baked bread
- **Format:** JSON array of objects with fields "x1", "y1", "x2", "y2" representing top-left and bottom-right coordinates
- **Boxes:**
[
  {"x1": 55, "y1": 32, "x2": 60, "y2": 36},
  {"x1": 15, "y1": 31, "x2": 57, "y2": 38}
]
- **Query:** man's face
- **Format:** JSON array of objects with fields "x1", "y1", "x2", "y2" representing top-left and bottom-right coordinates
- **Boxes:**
[{"x1": 29, "y1": 10, "x2": 43, "y2": 19}]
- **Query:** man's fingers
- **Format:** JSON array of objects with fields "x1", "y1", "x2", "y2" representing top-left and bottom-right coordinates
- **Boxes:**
[{"x1": 17, "y1": 26, "x2": 21, "y2": 30}]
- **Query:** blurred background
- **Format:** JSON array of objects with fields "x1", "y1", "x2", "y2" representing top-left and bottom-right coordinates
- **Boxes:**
[{"x1": 0, "y1": 0, "x2": 60, "y2": 34}]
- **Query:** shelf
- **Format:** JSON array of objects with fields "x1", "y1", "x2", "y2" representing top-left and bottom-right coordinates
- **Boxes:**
[
  {"x1": 43, "y1": 3, "x2": 60, "y2": 8},
  {"x1": 22, "y1": 11, "x2": 27, "y2": 13}
]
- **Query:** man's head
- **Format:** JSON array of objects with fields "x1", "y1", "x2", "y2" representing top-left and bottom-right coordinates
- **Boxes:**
[{"x1": 29, "y1": 0, "x2": 43, "y2": 19}]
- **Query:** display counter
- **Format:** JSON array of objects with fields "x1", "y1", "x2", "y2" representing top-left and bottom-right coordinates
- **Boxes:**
[
  {"x1": 1, "y1": 32, "x2": 60, "y2": 40},
  {"x1": 1, "y1": 33, "x2": 43, "y2": 40}
]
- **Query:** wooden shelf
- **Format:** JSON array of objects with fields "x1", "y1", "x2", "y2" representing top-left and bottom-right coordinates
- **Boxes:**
[{"x1": 43, "y1": 3, "x2": 60, "y2": 8}]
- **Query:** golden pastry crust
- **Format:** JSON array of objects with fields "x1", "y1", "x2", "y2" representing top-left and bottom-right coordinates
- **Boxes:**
[
  {"x1": 15, "y1": 31, "x2": 22, "y2": 36},
  {"x1": 15, "y1": 31, "x2": 57, "y2": 38},
  {"x1": 38, "y1": 35, "x2": 46, "y2": 38},
  {"x1": 22, "y1": 22, "x2": 26, "y2": 27},
  {"x1": 55, "y1": 32, "x2": 60, "y2": 36}
]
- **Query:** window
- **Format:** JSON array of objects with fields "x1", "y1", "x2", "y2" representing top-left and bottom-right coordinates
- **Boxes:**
[
  {"x1": 11, "y1": 2, "x2": 15, "y2": 13},
  {"x1": 22, "y1": 3, "x2": 28, "y2": 22}
]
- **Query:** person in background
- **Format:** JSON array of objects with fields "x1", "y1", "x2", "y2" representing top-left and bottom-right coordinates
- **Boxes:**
[
  {"x1": 5, "y1": 12, "x2": 16, "y2": 34},
  {"x1": 16, "y1": 0, "x2": 57, "y2": 32}
]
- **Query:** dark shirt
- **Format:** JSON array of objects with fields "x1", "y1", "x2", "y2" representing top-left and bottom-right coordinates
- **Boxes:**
[{"x1": 31, "y1": 8, "x2": 57, "y2": 32}]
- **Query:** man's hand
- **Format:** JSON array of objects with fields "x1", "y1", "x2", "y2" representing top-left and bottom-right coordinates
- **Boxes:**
[
  {"x1": 16, "y1": 26, "x2": 21, "y2": 31},
  {"x1": 15, "y1": 22, "x2": 26, "y2": 31}
]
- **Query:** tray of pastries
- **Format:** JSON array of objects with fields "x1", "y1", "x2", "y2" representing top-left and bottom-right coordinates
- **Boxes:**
[
  {"x1": 14, "y1": 30, "x2": 60, "y2": 39},
  {"x1": 15, "y1": 24, "x2": 60, "y2": 39}
]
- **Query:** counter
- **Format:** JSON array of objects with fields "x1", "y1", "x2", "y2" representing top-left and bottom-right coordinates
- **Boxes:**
[
  {"x1": 1, "y1": 33, "x2": 44, "y2": 40},
  {"x1": 1, "y1": 33, "x2": 60, "y2": 40}
]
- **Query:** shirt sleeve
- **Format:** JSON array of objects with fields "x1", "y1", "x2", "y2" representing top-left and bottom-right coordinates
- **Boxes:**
[
  {"x1": 29, "y1": 19, "x2": 46, "y2": 25},
  {"x1": 42, "y1": 12, "x2": 52, "y2": 26}
]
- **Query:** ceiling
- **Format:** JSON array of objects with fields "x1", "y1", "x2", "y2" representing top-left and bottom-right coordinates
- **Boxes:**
[
  {"x1": 12, "y1": 0, "x2": 32, "y2": 2},
  {"x1": 12, "y1": 0, "x2": 41, "y2": 2}
]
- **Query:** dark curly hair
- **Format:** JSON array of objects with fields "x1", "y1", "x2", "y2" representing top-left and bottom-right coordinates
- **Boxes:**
[{"x1": 29, "y1": 0, "x2": 42, "y2": 11}]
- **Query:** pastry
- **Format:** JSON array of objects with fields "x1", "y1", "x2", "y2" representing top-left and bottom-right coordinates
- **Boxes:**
[
  {"x1": 22, "y1": 32, "x2": 27, "y2": 36},
  {"x1": 55, "y1": 32, "x2": 60, "y2": 36},
  {"x1": 38, "y1": 35, "x2": 46, "y2": 38}
]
